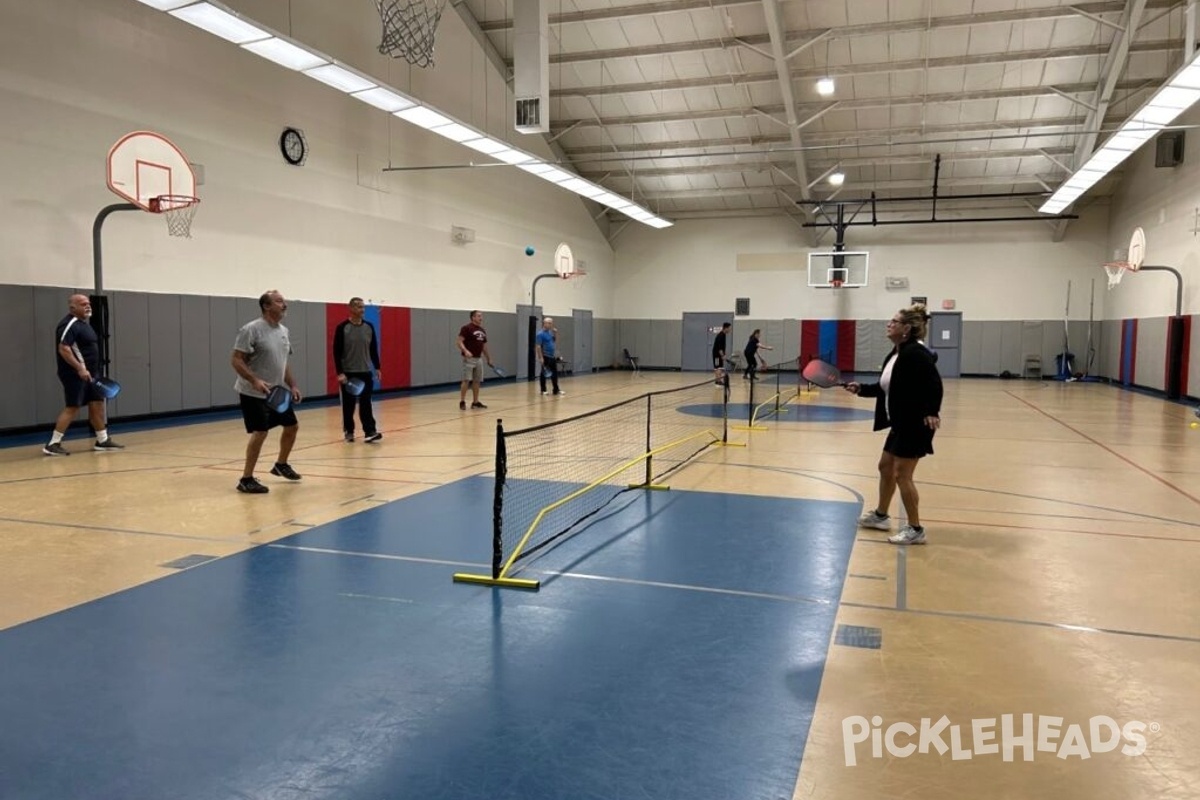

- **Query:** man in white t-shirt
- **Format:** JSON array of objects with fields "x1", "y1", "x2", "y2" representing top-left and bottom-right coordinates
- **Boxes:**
[{"x1": 230, "y1": 290, "x2": 302, "y2": 494}]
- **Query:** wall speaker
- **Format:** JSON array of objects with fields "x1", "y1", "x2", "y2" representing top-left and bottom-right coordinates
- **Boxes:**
[
  {"x1": 1155, "y1": 131, "x2": 1184, "y2": 167},
  {"x1": 735, "y1": 298, "x2": 750, "y2": 316}
]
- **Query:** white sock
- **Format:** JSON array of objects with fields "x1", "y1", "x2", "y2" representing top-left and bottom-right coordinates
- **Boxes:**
[
  {"x1": 50, "y1": 430, "x2": 65, "y2": 445},
  {"x1": 95, "y1": 429, "x2": 108, "y2": 443}
]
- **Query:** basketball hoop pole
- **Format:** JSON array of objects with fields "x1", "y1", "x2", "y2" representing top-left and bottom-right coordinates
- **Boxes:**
[
  {"x1": 91, "y1": 202, "x2": 139, "y2": 379},
  {"x1": 92, "y1": 202, "x2": 139, "y2": 293}
]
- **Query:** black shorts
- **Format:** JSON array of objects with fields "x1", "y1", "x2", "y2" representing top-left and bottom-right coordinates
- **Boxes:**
[
  {"x1": 713, "y1": 356, "x2": 724, "y2": 369},
  {"x1": 240, "y1": 393, "x2": 298, "y2": 433},
  {"x1": 59, "y1": 372, "x2": 104, "y2": 407},
  {"x1": 883, "y1": 425, "x2": 935, "y2": 459}
]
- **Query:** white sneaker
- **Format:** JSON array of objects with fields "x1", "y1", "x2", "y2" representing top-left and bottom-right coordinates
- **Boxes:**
[
  {"x1": 888, "y1": 525, "x2": 926, "y2": 545},
  {"x1": 857, "y1": 510, "x2": 890, "y2": 531},
  {"x1": 553, "y1": 392, "x2": 566, "y2": 397}
]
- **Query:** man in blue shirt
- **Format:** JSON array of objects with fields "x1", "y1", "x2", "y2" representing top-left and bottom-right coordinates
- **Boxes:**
[{"x1": 535, "y1": 317, "x2": 564, "y2": 396}]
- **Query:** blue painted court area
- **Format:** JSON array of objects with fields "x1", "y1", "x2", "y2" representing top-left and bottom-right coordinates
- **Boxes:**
[
  {"x1": 680, "y1": 401, "x2": 875, "y2": 423},
  {"x1": 0, "y1": 477, "x2": 859, "y2": 800}
]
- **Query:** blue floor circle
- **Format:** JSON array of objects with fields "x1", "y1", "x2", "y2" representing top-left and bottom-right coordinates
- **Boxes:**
[{"x1": 678, "y1": 402, "x2": 874, "y2": 422}]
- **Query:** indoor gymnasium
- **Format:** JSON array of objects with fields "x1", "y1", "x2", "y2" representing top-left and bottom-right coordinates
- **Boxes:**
[{"x1": 1, "y1": 1, "x2": 1198, "y2": 798}]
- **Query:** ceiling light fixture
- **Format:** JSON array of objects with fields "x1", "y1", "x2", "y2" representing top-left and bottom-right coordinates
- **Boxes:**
[
  {"x1": 816, "y1": 78, "x2": 835, "y2": 96},
  {"x1": 1040, "y1": 49, "x2": 1200, "y2": 215},
  {"x1": 828, "y1": 171, "x2": 845, "y2": 186},
  {"x1": 133, "y1": 0, "x2": 672, "y2": 227}
]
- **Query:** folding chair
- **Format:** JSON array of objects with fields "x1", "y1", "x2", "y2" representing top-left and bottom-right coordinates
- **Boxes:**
[{"x1": 623, "y1": 348, "x2": 641, "y2": 375}]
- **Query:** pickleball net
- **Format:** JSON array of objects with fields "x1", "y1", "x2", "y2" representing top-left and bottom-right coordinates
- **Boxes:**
[{"x1": 453, "y1": 378, "x2": 733, "y2": 589}]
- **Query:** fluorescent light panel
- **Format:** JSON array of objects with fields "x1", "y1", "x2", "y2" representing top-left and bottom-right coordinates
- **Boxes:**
[
  {"x1": 351, "y1": 87, "x2": 415, "y2": 112},
  {"x1": 146, "y1": 0, "x2": 672, "y2": 228},
  {"x1": 431, "y1": 123, "x2": 483, "y2": 143},
  {"x1": 1042, "y1": 48, "x2": 1200, "y2": 214},
  {"x1": 461, "y1": 137, "x2": 510, "y2": 155},
  {"x1": 132, "y1": 0, "x2": 197, "y2": 10},
  {"x1": 304, "y1": 63, "x2": 375, "y2": 93},
  {"x1": 395, "y1": 106, "x2": 452, "y2": 129},
  {"x1": 242, "y1": 37, "x2": 327, "y2": 70},
  {"x1": 169, "y1": 3, "x2": 269, "y2": 44}
]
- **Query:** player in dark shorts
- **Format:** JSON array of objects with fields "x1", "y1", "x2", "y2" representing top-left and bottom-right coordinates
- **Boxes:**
[{"x1": 43, "y1": 294, "x2": 124, "y2": 456}]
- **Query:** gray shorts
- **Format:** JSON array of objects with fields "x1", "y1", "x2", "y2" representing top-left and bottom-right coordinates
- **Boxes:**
[{"x1": 462, "y1": 357, "x2": 483, "y2": 382}]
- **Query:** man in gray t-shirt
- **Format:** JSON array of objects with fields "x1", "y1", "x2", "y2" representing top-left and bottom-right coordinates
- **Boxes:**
[
  {"x1": 230, "y1": 290, "x2": 302, "y2": 494},
  {"x1": 331, "y1": 297, "x2": 382, "y2": 443}
]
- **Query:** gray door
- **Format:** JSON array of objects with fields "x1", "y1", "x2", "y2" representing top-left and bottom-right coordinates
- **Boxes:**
[
  {"x1": 929, "y1": 312, "x2": 962, "y2": 378},
  {"x1": 572, "y1": 309, "x2": 593, "y2": 373},
  {"x1": 516, "y1": 303, "x2": 541, "y2": 380},
  {"x1": 681, "y1": 312, "x2": 732, "y2": 372}
]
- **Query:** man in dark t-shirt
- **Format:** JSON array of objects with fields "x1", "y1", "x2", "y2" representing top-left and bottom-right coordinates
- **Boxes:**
[
  {"x1": 43, "y1": 294, "x2": 123, "y2": 456},
  {"x1": 712, "y1": 322, "x2": 731, "y2": 384},
  {"x1": 456, "y1": 310, "x2": 494, "y2": 410}
]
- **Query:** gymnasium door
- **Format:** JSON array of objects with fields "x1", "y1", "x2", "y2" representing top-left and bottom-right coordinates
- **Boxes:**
[
  {"x1": 928, "y1": 312, "x2": 962, "y2": 377},
  {"x1": 681, "y1": 312, "x2": 731, "y2": 372},
  {"x1": 572, "y1": 309, "x2": 593, "y2": 373}
]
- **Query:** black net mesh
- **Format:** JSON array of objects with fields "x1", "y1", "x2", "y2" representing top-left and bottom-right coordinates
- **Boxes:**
[{"x1": 492, "y1": 379, "x2": 728, "y2": 577}]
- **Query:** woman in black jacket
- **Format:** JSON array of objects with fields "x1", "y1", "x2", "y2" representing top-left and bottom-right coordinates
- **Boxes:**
[{"x1": 845, "y1": 304, "x2": 943, "y2": 545}]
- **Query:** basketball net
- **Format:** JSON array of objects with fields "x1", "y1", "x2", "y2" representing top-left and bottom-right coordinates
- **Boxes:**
[
  {"x1": 562, "y1": 268, "x2": 587, "y2": 289},
  {"x1": 375, "y1": 0, "x2": 448, "y2": 68},
  {"x1": 149, "y1": 195, "x2": 200, "y2": 238},
  {"x1": 1104, "y1": 261, "x2": 1131, "y2": 290}
]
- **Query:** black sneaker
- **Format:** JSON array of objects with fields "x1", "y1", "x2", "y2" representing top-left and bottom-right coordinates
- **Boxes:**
[
  {"x1": 237, "y1": 476, "x2": 269, "y2": 494},
  {"x1": 364, "y1": 432, "x2": 383, "y2": 443},
  {"x1": 459, "y1": 401, "x2": 467, "y2": 410},
  {"x1": 471, "y1": 401, "x2": 488, "y2": 409},
  {"x1": 94, "y1": 439, "x2": 125, "y2": 451},
  {"x1": 270, "y1": 462, "x2": 302, "y2": 481},
  {"x1": 43, "y1": 443, "x2": 70, "y2": 457},
  {"x1": 344, "y1": 432, "x2": 355, "y2": 443}
]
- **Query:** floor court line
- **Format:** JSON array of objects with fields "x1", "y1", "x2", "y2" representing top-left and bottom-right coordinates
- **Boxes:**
[
  {"x1": 268, "y1": 542, "x2": 840, "y2": 606},
  {"x1": 0, "y1": 516, "x2": 252, "y2": 544},
  {"x1": 1008, "y1": 390, "x2": 1200, "y2": 506},
  {"x1": 841, "y1": 601, "x2": 1200, "y2": 645}
]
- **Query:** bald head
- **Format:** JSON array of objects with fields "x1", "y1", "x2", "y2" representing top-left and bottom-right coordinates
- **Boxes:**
[{"x1": 68, "y1": 294, "x2": 92, "y2": 320}]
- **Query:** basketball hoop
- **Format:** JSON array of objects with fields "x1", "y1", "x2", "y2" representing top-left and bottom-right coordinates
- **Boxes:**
[
  {"x1": 562, "y1": 268, "x2": 587, "y2": 289},
  {"x1": 375, "y1": 0, "x2": 448, "y2": 68},
  {"x1": 1105, "y1": 226, "x2": 1146, "y2": 290},
  {"x1": 149, "y1": 194, "x2": 200, "y2": 238},
  {"x1": 1103, "y1": 261, "x2": 1133, "y2": 290},
  {"x1": 831, "y1": 278, "x2": 844, "y2": 289}
]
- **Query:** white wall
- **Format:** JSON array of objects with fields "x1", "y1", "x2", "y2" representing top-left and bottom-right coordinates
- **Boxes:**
[
  {"x1": 0, "y1": 0, "x2": 613, "y2": 319},
  {"x1": 614, "y1": 211, "x2": 1110, "y2": 321},
  {"x1": 1106, "y1": 105, "x2": 1200, "y2": 320}
]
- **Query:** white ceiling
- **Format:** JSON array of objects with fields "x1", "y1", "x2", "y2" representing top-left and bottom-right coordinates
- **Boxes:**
[{"x1": 452, "y1": 0, "x2": 1190, "y2": 228}]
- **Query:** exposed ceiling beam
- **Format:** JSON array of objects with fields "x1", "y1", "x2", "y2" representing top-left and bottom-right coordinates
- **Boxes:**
[
  {"x1": 563, "y1": 114, "x2": 1127, "y2": 158},
  {"x1": 575, "y1": 148, "x2": 1075, "y2": 179},
  {"x1": 627, "y1": 174, "x2": 1059, "y2": 200},
  {"x1": 759, "y1": 0, "x2": 815, "y2": 233},
  {"x1": 479, "y1": 0, "x2": 1171, "y2": 34},
  {"x1": 548, "y1": 40, "x2": 1179, "y2": 97},
  {"x1": 547, "y1": 81, "x2": 1152, "y2": 132},
  {"x1": 1054, "y1": 0, "x2": 1149, "y2": 240}
]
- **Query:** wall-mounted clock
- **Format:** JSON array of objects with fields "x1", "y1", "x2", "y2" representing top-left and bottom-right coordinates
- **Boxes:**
[{"x1": 280, "y1": 127, "x2": 307, "y2": 166}]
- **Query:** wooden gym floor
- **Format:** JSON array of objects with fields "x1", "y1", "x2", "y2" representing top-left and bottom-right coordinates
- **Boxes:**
[{"x1": 0, "y1": 371, "x2": 1197, "y2": 799}]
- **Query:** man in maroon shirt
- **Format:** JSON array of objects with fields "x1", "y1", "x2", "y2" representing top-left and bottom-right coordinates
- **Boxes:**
[{"x1": 456, "y1": 310, "x2": 494, "y2": 410}]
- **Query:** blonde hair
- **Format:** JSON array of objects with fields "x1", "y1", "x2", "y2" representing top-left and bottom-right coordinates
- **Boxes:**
[{"x1": 897, "y1": 304, "x2": 929, "y2": 341}]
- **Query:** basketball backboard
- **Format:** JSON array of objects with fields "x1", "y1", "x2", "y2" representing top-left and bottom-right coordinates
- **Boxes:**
[
  {"x1": 107, "y1": 131, "x2": 196, "y2": 211},
  {"x1": 808, "y1": 251, "x2": 868, "y2": 288}
]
